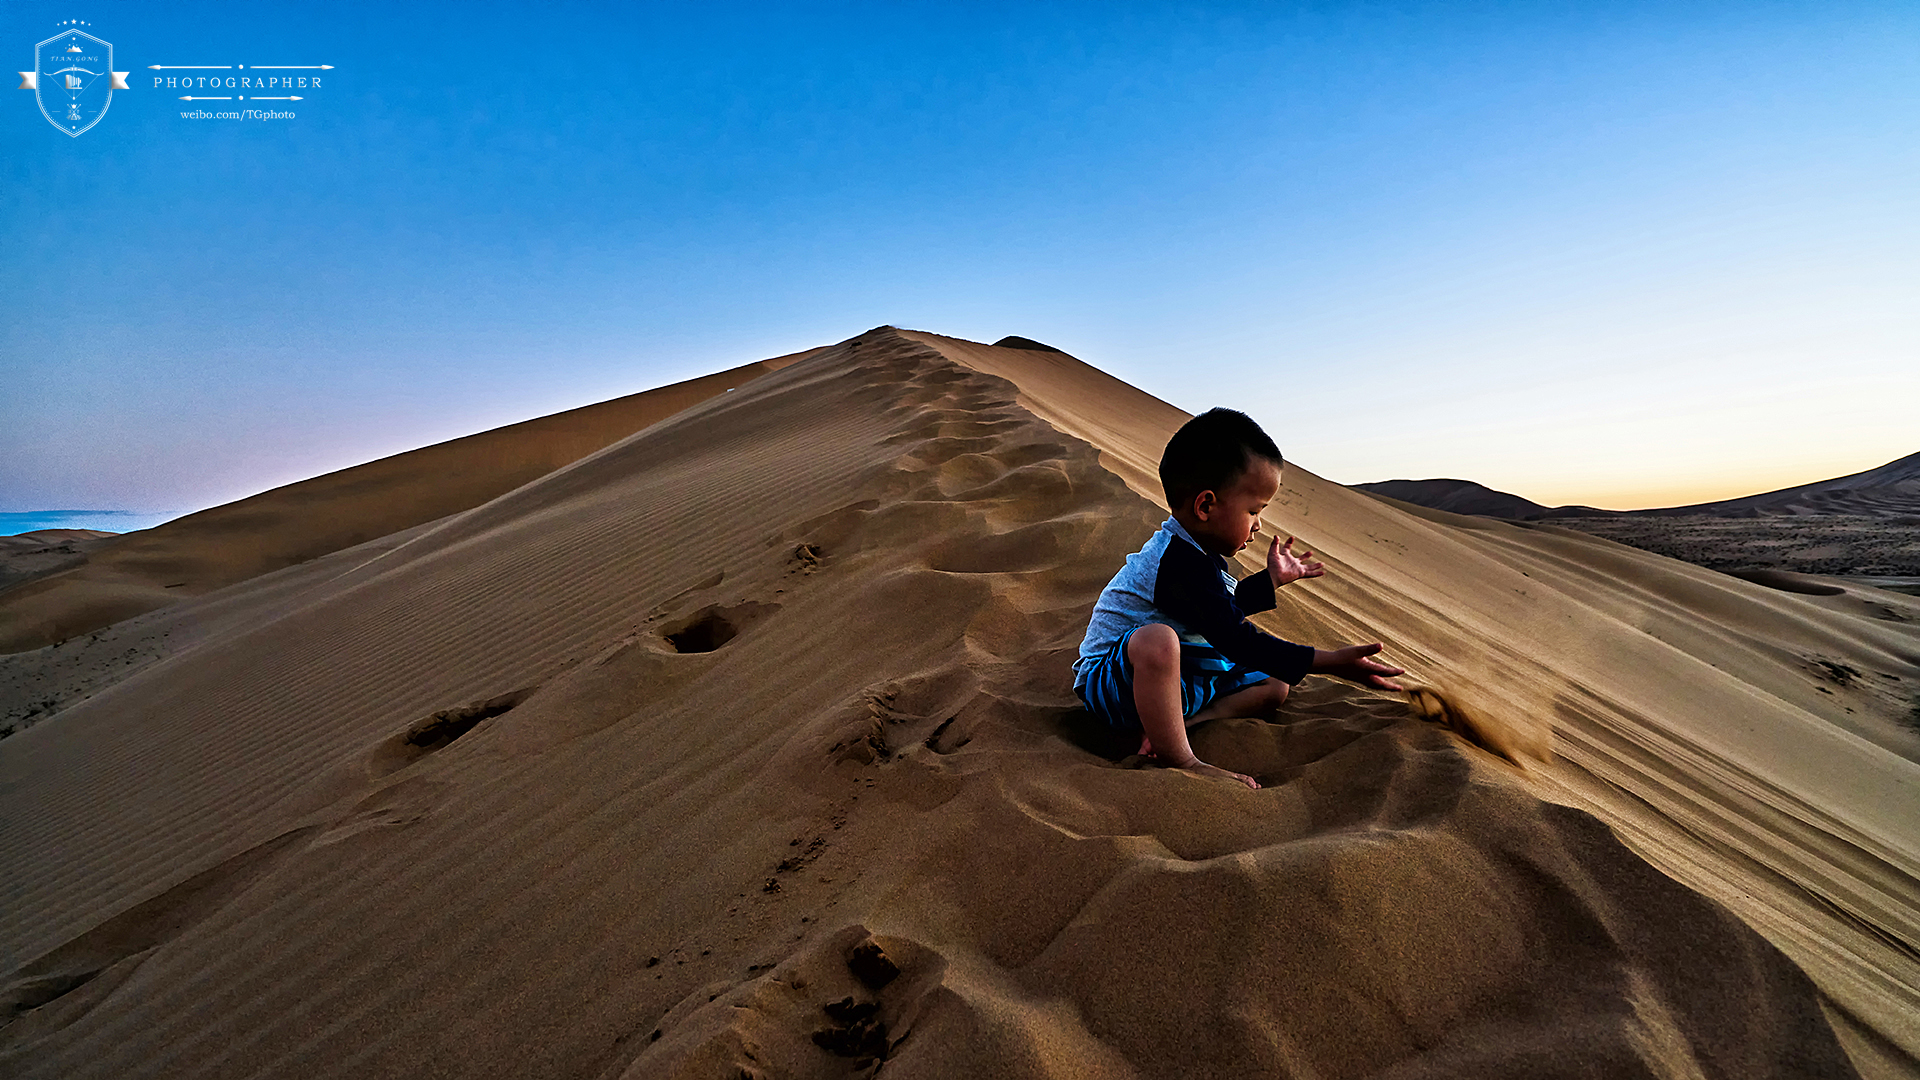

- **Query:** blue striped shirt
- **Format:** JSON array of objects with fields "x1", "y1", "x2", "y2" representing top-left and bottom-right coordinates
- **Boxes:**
[{"x1": 1075, "y1": 517, "x2": 1315, "y2": 691}]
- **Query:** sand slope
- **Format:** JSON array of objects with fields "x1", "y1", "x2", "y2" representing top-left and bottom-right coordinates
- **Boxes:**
[
  {"x1": 1633, "y1": 450, "x2": 1920, "y2": 518},
  {"x1": 918, "y1": 329, "x2": 1920, "y2": 1070},
  {"x1": 0, "y1": 328, "x2": 1912, "y2": 1078},
  {"x1": 0, "y1": 350, "x2": 819, "y2": 655}
]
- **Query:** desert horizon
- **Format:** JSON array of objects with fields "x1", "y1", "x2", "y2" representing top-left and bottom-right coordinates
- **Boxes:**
[{"x1": 7, "y1": 420, "x2": 1912, "y2": 537}]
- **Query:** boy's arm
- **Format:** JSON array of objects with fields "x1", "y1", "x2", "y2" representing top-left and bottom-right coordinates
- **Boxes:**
[
  {"x1": 1257, "y1": 536, "x2": 1401, "y2": 689},
  {"x1": 1311, "y1": 643, "x2": 1405, "y2": 690},
  {"x1": 1233, "y1": 569, "x2": 1276, "y2": 614},
  {"x1": 1156, "y1": 539, "x2": 1315, "y2": 685}
]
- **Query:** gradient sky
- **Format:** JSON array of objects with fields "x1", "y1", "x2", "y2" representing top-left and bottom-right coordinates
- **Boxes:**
[{"x1": 5, "y1": 0, "x2": 1916, "y2": 518}]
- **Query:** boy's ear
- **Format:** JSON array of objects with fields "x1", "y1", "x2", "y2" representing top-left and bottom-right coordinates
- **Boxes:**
[{"x1": 1191, "y1": 489, "x2": 1218, "y2": 520}]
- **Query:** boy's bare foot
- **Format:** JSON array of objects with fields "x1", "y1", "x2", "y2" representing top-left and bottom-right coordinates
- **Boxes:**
[
  {"x1": 1163, "y1": 754, "x2": 1260, "y2": 789},
  {"x1": 1135, "y1": 737, "x2": 1258, "y2": 789},
  {"x1": 1189, "y1": 761, "x2": 1260, "y2": 789}
]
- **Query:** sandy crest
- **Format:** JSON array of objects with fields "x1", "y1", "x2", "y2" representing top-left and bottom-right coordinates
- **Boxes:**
[{"x1": 0, "y1": 327, "x2": 1908, "y2": 1078}]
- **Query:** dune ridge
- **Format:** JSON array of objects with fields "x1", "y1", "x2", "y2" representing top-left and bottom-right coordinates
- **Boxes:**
[{"x1": 0, "y1": 328, "x2": 1911, "y2": 1078}]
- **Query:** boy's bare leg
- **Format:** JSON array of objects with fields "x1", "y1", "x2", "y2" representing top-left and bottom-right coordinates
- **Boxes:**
[
  {"x1": 1186, "y1": 678, "x2": 1289, "y2": 725},
  {"x1": 1127, "y1": 624, "x2": 1260, "y2": 790}
]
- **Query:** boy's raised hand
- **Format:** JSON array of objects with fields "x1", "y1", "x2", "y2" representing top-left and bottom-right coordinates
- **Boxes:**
[
  {"x1": 1268, "y1": 535, "x2": 1325, "y2": 587},
  {"x1": 1311, "y1": 643, "x2": 1406, "y2": 691}
]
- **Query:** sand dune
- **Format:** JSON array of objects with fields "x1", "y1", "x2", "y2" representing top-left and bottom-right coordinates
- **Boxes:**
[
  {"x1": 1367, "y1": 447, "x2": 1920, "y2": 522},
  {"x1": 1364, "y1": 450, "x2": 1920, "y2": 521},
  {"x1": 0, "y1": 350, "x2": 821, "y2": 655},
  {"x1": 1633, "y1": 450, "x2": 1920, "y2": 518},
  {"x1": 1, "y1": 328, "x2": 1914, "y2": 1078},
  {"x1": 0, "y1": 530, "x2": 116, "y2": 549},
  {"x1": 1352, "y1": 471, "x2": 1920, "y2": 588},
  {"x1": 1352, "y1": 478, "x2": 1554, "y2": 520},
  {"x1": 0, "y1": 531, "x2": 117, "y2": 597}
]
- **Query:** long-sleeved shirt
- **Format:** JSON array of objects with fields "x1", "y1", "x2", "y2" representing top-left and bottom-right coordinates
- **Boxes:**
[{"x1": 1074, "y1": 517, "x2": 1315, "y2": 690}]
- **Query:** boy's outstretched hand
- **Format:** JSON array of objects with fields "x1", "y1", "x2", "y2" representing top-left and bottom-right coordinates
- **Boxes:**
[
  {"x1": 1312, "y1": 643, "x2": 1405, "y2": 691},
  {"x1": 1268, "y1": 535, "x2": 1325, "y2": 587}
]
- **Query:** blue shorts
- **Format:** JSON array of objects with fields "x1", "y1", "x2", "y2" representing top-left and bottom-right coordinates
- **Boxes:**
[{"x1": 1075, "y1": 626, "x2": 1272, "y2": 733}]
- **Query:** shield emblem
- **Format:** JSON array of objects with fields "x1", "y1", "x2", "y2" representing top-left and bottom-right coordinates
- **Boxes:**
[{"x1": 31, "y1": 28, "x2": 127, "y2": 137}]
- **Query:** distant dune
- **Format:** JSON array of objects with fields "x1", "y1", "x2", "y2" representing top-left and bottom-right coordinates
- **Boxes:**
[
  {"x1": 0, "y1": 349, "x2": 821, "y2": 653},
  {"x1": 1631, "y1": 450, "x2": 1920, "y2": 518},
  {"x1": 1351, "y1": 478, "x2": 1553, "y2": 519},
  {"x1": 0, "y1": 530, "x2": 116, "y2": 556},
  {"x1": 1360, "y1": 450, "x2": 1920, "y2": 521},
  {"x1": 0, "y1": 329, "x2": 1913, "y2": 1079},
  {"x1": 0, "y1": 532, "x2": 118, "y2": 595},
  {"x1": 988, "y1": 335, "x2": 1076, "y2": 356},
  {"x1": 1357, "y1": 457, "x2": 1920, "y2": 587}
]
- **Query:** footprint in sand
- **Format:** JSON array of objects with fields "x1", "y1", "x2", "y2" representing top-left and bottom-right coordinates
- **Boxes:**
[
  {"x1": 363, "y1": 688, "x2": 533, "y2": 780},
  {"x1": 660, "y1": 601, "x2": 781, "y2": 655},
  {"x1": 619, "y1": 927, "x2": 946, "y2": 1079}
]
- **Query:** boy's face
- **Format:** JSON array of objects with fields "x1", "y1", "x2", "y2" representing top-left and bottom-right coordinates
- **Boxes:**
[{"x1": 1185, "y1": 457, "x2": 1281, "y2": 557}]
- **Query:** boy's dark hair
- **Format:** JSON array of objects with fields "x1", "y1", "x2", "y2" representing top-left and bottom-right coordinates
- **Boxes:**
[{"x1": 1158, "y1": 408, "x2": 1283, "y2": 510}]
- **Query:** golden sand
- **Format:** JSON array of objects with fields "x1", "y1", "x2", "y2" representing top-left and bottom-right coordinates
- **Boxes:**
[{"x1": 1, "y1": 328, "x2": 1912, "y2": 1078}]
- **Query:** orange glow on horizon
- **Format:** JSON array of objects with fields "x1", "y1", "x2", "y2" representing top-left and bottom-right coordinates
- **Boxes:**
[{"x1": 1521, "y1": 470, "x2": 1853, "y2": 512}]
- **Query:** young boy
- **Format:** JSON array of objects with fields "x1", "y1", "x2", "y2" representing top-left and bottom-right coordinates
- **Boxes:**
[{"x1": 1075, "y1": 408, "x2": 1404, "y2": 789}]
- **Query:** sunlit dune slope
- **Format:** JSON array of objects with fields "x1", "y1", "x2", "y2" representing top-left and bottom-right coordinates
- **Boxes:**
[
  {"x1": 0, "y1": 350, "x2": 819, "y2": 654},
  {"x1": 0, "y1": 328, "x2": 1911, "y2": 1079},
  {"x1": 911, "y1": 328, "x2": 1920, "y2": 1076},
  {"x1": 1634, "y1": 450, "x2": 1920, "y2": 518}
]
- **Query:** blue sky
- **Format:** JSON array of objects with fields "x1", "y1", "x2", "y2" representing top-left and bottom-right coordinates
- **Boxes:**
[{"x1": 4, "y1": 1, "x2": 1916, "y2": 520}]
